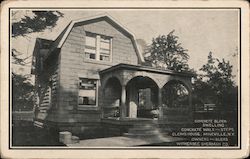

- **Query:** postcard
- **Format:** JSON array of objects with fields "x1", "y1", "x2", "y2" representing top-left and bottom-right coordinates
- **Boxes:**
[{"x1": 1, "y1": 0, "x2": 249, "y2": 158}]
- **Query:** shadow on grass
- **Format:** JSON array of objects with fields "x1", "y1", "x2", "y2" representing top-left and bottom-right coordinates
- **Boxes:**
[{"x1": 12, "y1": 120, "x2": 66, "y2": 146}]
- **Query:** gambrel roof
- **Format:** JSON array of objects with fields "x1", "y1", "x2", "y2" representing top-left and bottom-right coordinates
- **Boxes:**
[
  {"x1": 32, "y1": 13, "x2": 145, "y2": 75},
  {"x1": 51, "y1": 13, "x2": 145, "y2": 63}
]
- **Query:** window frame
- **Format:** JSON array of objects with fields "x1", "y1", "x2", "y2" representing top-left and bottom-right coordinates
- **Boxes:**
[
  {"x1": 85, "y1": 32, "x2": 97, "y2": 60},
  {"x1": 100, "y1": 36, "x2": 112, "y2": 62},
  {"x1": 78, "y1": 78, "x2": 99, "y2": 109},
  {"x1": 84, "y1": 32, "x2": 112, "y2": 62}
]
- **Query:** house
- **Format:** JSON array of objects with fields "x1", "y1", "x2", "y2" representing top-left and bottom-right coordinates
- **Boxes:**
[{"x1": 31, "y1": 14, "x2": 194, "y2": 137}]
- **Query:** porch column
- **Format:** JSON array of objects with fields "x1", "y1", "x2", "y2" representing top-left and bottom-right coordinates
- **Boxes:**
[
  {"x1": 120, "y1": 85, "x2": 126, "y2": 118},
  {"x1": 158, "y1": 87, "x2": 163, "y2": 119}
]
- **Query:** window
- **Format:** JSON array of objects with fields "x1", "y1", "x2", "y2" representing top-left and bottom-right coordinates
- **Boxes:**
[
  {"x1": 85, "y1": 33, "x2": 96, "y2": 60},
  {"x1": 78, "y1": 78, "x2": 97, "y2": 106},
  {"x1": 84, "y1": 32, "x2": 112, "y2": 62},
  {"x1": 100, "y1": 36, "x2": 111, "y2": 61}
]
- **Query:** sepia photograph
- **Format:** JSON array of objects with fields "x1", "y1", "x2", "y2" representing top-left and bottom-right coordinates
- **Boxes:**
[
  {"x1": 10, "y1": 8, "x2": 240, "y2": 147},
  {"x1": 1, "y1": 0, "x2": 249, "y2": 158}
]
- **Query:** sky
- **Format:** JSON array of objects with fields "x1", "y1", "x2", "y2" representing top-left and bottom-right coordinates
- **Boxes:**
[{"x1": 12, "y1": 9, "x2": 239, "y2": 84}]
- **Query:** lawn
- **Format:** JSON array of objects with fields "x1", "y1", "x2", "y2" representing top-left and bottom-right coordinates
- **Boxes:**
[{"x1": 12, "y1": 120, "x2": 65, "y2": 146}]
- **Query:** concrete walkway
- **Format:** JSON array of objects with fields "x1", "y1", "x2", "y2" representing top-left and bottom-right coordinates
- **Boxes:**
[{"x1": 67, "y1": 135, "x2": 184, "y2": 147}]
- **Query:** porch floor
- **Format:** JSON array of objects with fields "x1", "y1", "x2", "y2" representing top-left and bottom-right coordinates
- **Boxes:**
[
  {"x1": 66, "y1": 135, "x2": 184, "y2": 147},
  {"x1": 101, "y1": 117, "x2": 158, "y2": 125}
]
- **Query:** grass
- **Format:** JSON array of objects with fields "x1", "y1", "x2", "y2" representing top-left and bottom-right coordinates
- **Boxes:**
[{"x1": 12, "y1": 120, "x2": 65, "y2": 146}]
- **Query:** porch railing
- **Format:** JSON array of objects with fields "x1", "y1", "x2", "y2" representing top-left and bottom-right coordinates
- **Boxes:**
[
  {"x1": 102, "y1": 105, "x2": 191, "y2": 120},
  {"x1": 102, "y1": 106, "x2": 120, "y2": 118},
  {"x1": 160, "y1": 105, "x2": 192, "y2": 123}
]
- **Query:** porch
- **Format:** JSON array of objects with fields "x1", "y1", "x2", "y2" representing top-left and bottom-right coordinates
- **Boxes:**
[{"x1": 99, "y1": 63, "x2": 194, "y2": 125}]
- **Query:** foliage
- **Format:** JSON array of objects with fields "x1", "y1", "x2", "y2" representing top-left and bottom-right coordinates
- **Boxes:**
[
  {"x1": 193, "y1": 52, "x2": 237, "y2": 110},
  {"x1": 162, "y1": 82, "x2": 189, "y2": 107},
  {"x1": 12, "y1": 11, "x2": 63, "y2": 38},
  {"x1": 12, "y1": 11, "x2": 63, "y2": 111},
  {"x1": 143, "y1": 30, "x2": 237, "y2": 111},
  {"x1": 12, "y1": 73, "x2": 34, "y2": 111},
  {"x1": 143, "y1": 31, "x2": 192, "y2": 107},
  {"x1": 12, "y1": 11, "x2": 63, "y2": 65},
  {"x1": 144, "y1": 30, "x2": 190, "y2": 72}
]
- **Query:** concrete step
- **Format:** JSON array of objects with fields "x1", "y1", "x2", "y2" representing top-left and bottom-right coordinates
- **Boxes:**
[
  {"x1": 133, "y1": 126, "x2": 158, "y2": 130},
  {"x1": 129, "y1": 126, "x2": 156, "y2": 132},
  {"x1": 123, "y1": 132, "x2": 159, "y2": 138},
  {"x1": 126, "y1": 119, "x2": 157, "y2": 124},
  {"x1": 133, "y1": 123, "x2": 158, "y2": 128},
  {"x1": 123, "y1": 132, "x2": 170, "y2": 139},
  {"x1": 124, "y1": 120, "x2": 163, "y2": 137},
  {"x1": 71, "y1": 136, "x2": 80, "y2": 144},
  {"x1": 128, "y1": 129, "x2": 160, "y2": 135},
  {"x1": 160, "y1": 127, "x2": 179, "y2": 133}
]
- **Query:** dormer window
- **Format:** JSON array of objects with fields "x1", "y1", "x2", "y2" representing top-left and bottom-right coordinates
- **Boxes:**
[{"x1": 85, "y1": 32, "x2": 112, "y2": 62}]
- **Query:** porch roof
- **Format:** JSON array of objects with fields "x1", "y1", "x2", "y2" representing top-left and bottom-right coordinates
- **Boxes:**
[{"x1": 99, "y1": 63, "x2": 195, "y2": 77}]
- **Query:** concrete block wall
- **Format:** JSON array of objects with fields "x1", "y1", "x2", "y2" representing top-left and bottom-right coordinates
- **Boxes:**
[
  {"x1": 102, "y1": 82, "x2": 121, "y2": 118},
  {"x1": 102, "y1": 80, "x2": 121, "y2": 108},
  {"x1": 56, "y1": 19, "x2": 140, "y2": 124}
]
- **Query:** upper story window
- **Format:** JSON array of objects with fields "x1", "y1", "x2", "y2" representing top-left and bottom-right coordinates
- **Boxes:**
[
  {"x1": 100, "y1": 37, "x2": 111, "y2": 61},
  {"x1": 85, "y1": 34, "x2": 96, "y2": 60},
  {"x1": 84, "y1": 32, "x2": 112, "y2": 62}
]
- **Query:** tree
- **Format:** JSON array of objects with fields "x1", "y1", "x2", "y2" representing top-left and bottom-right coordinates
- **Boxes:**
[
  {"x1": 12, "y1": 11, "x2": 63, "y2": 65},
  {"x1": 143, "y1": 31, "x2": 193, "y2": 108},
  {"x1": 162, "y1": 82, "x2": 189, "y2": 108},
  {"x1": 12, "y1": 11, "x2": 63, "y2": 111},
  {"x1": 193, "y1": 52, "x2": 237, "y2": 110},
  {"x1": 12, "y1": 73, "x2": 34, "y2": 111},
  {"x1": 144, "y1": 30, "x2": 190, "y2": 72},
  {"x1": 12, "y1": 11, "x2": 63, "y2": 38}
]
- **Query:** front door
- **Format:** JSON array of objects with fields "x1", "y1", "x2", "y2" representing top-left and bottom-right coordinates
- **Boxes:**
[
  {"x1": 137, "y1": 88, "x2": 154, "y2": 118},
  {"x1": 128, "y1": 88, "x2": 155, "y2": 118}
]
